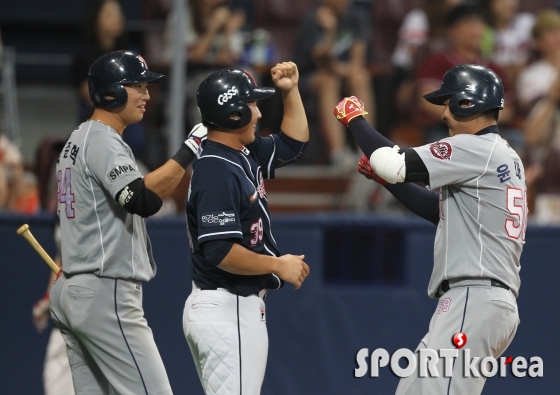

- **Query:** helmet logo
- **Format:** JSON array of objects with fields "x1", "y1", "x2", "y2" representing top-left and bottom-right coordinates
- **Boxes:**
[
  {"x1": 500, "y1": 98, "x2": 504, "y2": 107},
  {"x1": 137, "y1": 55, "x2": 148, "y2": 69},
  {"x1": 218, "y1": 86, "x2": 239, "y2": 105}
]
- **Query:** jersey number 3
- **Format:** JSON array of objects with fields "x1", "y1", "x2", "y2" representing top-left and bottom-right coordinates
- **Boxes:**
[
  {"x1": 57, "y1": 168, "x2": 75, "y2": 218},
  {"x1": 505, "y1": 187, "x2": 527, "y2": 240},
  {"x1": 250, "y1": 217, "x2": 263, "y2": 247}
]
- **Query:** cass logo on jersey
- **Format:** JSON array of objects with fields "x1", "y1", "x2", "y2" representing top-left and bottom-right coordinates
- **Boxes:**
[
  {"x1": 107, "y1": 163, "x2": 137, "y2": 184},
  {"x1": 430, "y1": 142, "x2": 453, "y2": 161},
  {"x1": 201, "y1": 211, "x2": 237, "y2": 228},
  {"x1": 217, "y1": 86, "x2": 239, "y2": 105}
]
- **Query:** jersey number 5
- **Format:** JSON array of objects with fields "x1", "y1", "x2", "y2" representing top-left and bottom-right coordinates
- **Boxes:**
[
  {"x1": 505, "y1": 187, "x2": 527, "y2": 240},
  {"x1": 57, "y1": 168, "x2": 75, "y2": 218}
]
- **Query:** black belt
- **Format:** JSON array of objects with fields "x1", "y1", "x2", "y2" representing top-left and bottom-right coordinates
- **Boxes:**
[
  {"x1": 199, "y1": 286, "x2": 267, "y2": 300},
  {"x1": 437, "y1": 278, "x2": 509, "y2": 297}
]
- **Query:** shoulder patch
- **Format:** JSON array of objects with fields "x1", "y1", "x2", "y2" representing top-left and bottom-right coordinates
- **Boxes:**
[
  {"x1": 429, "y1": 142, "x2": 453, "y2": 161},
  {"x1": 201, "y1": 211, "x2": 237, "y2": 228},
  {"x1": 107, "y1": 163, "x2": 138, "y2": 184}
]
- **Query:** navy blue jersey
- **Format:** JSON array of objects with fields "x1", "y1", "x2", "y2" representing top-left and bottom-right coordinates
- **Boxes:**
[{"x1": 186, "y1": 132, "x2": 307, "y2": 296}]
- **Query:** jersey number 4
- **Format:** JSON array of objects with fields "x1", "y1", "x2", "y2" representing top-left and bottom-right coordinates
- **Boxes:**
[
  {"x1": 57, "y1": 168, "x2": 75, "y2": 218},
  {"x1": 505, "y1": 187, "x2": 527, "y2": 240}
]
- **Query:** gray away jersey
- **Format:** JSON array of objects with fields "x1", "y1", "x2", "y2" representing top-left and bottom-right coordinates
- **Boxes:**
[
  {"x1": 413, "y1": 132, "x2": 526, "y2": 298},
  {"x1": 56, "y1": 120, "x2": 156, "y2": 281}
]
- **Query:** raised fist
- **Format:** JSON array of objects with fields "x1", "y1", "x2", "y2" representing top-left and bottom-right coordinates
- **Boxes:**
[{"x1": 334, "y1": 96, "x2": 368, "y2": 127}]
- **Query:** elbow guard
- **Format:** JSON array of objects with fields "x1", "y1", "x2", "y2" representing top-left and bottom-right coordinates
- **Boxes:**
[
  {"x1": 116, "y1": 178, "x2": 163, "y2": 218},
  {"x1": 370, "y1": 145, "x2": 406, "y2": 184}
]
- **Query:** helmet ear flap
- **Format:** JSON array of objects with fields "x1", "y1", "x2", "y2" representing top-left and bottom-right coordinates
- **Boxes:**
[
  {"x1": 207, "y1": 101, "x2": 252, "y2": 129},
  {"x1": 90, "y1": 82, "x2": 128, "y2": 109},
  {"x1": 449, "y1": 93, "x2": 477, "y2": 118}
]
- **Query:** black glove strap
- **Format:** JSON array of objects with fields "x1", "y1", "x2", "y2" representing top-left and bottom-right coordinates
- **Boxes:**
[{"x1": 171, "y1": 143, "x2": 195, "y2": 169}]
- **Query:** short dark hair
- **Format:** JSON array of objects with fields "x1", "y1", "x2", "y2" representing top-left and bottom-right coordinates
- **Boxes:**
[
  {"x1": 482, "y1": 109, "x2": 500, "y2": 122},
  {"x1": 445, "y1": 5, "x2": 484, "y2": 27}
]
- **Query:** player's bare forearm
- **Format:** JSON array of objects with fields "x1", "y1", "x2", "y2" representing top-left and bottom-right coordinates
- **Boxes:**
[
  {"x1": 218, "y1": 243, "x2": 280, "y2": 275},
  {"x1": 281, "y1": 87, "x2": 309, "y2": 143},
  {"x1": 144, "y1": 160, "x2": 185, "y2": 200},
  {"x1": 219, "y1": 243, "x2": 309, "y2": 288},
  {"x1": 271, "y1": 62, "x2": 309, "y2": 142}
]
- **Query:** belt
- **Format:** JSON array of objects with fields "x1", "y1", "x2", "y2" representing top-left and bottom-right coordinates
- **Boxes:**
[
  {"x1": 436, "y1": 278, "x2": 509, "y2": 297},
  {"x1": 196, "y1": 283, "x2": 267, "y2": 300}
]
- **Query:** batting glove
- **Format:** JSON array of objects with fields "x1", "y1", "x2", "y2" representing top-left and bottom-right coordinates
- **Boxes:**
[
  {"x1": 32, "y1": 292, "x2": 50, "y2": 333},
  {"x1": 358, "y1": 154, "x2": 387, "y2": 185},
  {"x1": 185, "y1": 123, "x2": 208, "y2": 155},
  {"x1": 334, "y1": 96, "x2": 369, "y2": 127}
]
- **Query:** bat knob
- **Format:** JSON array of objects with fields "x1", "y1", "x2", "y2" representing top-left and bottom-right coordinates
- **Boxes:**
[{"x1": 17, "y1": 224, "x2": 30, "y2": 235}]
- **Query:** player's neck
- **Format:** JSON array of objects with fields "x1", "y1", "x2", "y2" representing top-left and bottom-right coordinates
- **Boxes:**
[
  {"x1": 89, "y1": 110, "x2": 127, "y2": 135},
  {"x1": 454, "y1": 120, "x2": 497, "y2": 136},
  {"x1": 207, "y1": 131, "x2": 245, "y2": 150}
]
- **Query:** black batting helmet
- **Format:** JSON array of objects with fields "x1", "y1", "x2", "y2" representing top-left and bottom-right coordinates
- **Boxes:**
[
  {"x1": 197, "y1": 69, "x2": 275, "y2": 129},
  {"x1": 423, "y1": 64, "x2": 504, "y2": 118},
  {"x1": 88, "y1": 50, "x2": 165, "y2": 109}
]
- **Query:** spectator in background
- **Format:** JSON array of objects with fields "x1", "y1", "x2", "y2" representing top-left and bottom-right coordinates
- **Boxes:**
[
  {"x1": 72, "y1": 0, "x2": 149, "y2": 165},
  {"x1": 0, "y1": 133, "x2": 24, "y2": 212},
  {"x1": 517, "y1": 9, "x2": 560, "y2": 223},
  {"x1": 481, "y1": 0, "x2": 535, "y2": 84},
  {"x1": 414, "y1": 5, "x2": 518, "y2": 146},
  {"x1": 392, "y1": 0, "x2": 462, "y2": 77},
  {"x1": 389, "y1": 0, "x2": 463, "y2": 130},
  {"x1": 293, "y1": 0, "x2": 375, "y2": 169},
  {"x1": 164, "y1": 0, "x2": 246, "y2": 131}
]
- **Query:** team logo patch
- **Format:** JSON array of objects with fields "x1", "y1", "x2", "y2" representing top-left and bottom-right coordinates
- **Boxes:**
[
  {"x1": 260, "y1": 306, "x2": 266, "y2": 322},
  {"x1": 107, "y1": 163, "x2": 138, "y2": 184},
  {"x1": 429, "y1": 142, "x2": 453, "y2": 161},
  {"x1": 201, "y1": 211, "x2": 237, "y2": 227},
  {"x1": 437, "y1": 298, "x2": 451, "y2": 314}
]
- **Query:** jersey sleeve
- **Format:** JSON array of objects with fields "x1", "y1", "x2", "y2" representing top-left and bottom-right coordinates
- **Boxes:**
[
  {"x1": 193, "y1": 159, "x2": 243, "y2": 244},
  {"x1": 412, "y1": 134, "x2": 498, "y2": 190},
  {"x1": 84, "y1": 132, "x2": 142, "y2": 199},
  {"x1": 246, "y1": 132, "x2": 307, "y2": 179}
]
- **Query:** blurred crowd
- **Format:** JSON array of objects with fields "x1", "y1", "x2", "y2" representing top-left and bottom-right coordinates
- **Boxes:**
[{"x1": 2, "y1": 0, "x2": 560, "y2": 222}]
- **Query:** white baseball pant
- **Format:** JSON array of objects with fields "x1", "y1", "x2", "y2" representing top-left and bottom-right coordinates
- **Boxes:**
[{"x1": 183, "y1": 282, "x2": 268, "y2": 395}]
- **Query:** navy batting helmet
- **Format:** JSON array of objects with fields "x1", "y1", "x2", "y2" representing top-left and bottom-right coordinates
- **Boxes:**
[
  {"x1": 197, "y1": 69, "x2": 275, "y2": 129},
  {"x1": 423, "y1": 64, "x2": 504, "y2": 118},
  {"x1": 88, "y1": 50, "x2": 165, "y2": 109}
]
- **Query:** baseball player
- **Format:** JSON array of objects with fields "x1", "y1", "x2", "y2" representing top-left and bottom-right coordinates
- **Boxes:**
[
  {"x1": 49, "y1": 50, "x2": 207, "y2": 395},
  {"x1": 334, "y1": 64, "x2": 525, "y2": 395},
  {"x1": 184, "y1": 62, "x2": 310, "y2": 395}
]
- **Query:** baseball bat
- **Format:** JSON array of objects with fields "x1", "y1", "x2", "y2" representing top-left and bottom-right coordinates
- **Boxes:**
[{"x1": 17, "y1": 224, "x2": 61, "y2": 275}]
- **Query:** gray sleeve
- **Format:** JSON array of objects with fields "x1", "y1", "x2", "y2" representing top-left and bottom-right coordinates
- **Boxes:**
[
  {"x1": 412, "y1": 135, "x2": 498, "y2": 190},
  {"x1": 84, "y1": 132, "x2": 143, "y2": 199}
]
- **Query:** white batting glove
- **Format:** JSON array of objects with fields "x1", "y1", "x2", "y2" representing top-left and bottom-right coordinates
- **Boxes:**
[{"x1": 185, "y1": 123, "x2": 208, "y2": 154}]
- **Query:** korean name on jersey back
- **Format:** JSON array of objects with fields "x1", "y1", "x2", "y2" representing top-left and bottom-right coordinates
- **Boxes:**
[
  {"x1": 201, "y1": 211, "x2": 238, "y2": 227},
  {"x1": 107, "y1": 163, "x2": 137, "y2": 184}
]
